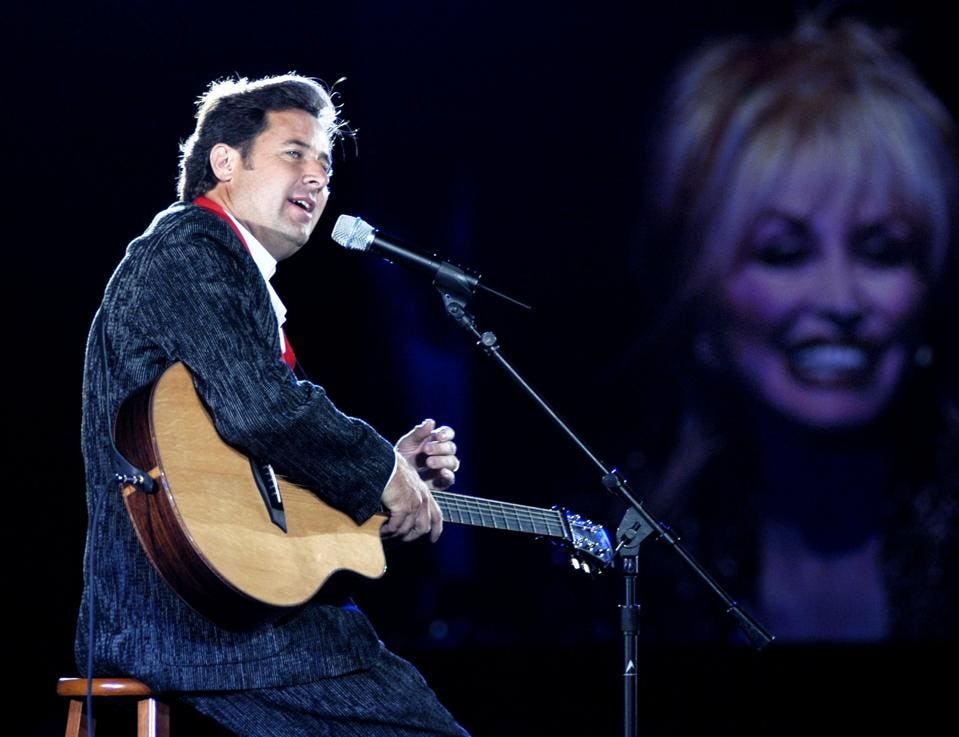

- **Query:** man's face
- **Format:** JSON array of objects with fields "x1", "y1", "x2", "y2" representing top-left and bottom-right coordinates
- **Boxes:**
[{"x1": 218, "y1": 109, "x2": 332, "y2": 260}]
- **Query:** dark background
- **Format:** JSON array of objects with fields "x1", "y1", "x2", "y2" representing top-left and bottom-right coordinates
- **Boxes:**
[{"x1": 9, "y1": 1, "x2": 957, "y2": 735}]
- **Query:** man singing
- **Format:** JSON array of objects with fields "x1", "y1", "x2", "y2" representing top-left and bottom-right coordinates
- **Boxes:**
[{"x1": 77, "y1": 73, "x2": 470, "y2": 736}]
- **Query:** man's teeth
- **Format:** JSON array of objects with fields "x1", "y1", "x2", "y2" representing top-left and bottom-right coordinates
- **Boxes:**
[
  {"x1": 792, "y1": 345, "x2": 868, "y2": 372},
  {"x1": 292, "y1": 199, "x2": 310, "y2": 211}
]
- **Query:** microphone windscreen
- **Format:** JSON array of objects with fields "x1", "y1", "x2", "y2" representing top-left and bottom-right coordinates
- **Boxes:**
[{"x1": 331, "y1": 214, "x2": 374, "y2": 250}]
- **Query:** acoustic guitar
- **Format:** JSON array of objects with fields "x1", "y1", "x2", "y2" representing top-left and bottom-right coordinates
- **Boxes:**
[{"x1": 114, "y1": 362, "x2": 613, "y2": 629}]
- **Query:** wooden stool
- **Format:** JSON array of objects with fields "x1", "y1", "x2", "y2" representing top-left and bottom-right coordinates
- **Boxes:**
[{"x1": 57, "y1": 677, "x2": 170, "y2": 737}]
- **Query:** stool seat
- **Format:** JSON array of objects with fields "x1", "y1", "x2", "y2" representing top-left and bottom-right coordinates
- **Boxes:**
[
  {"x1": 57, "y1": 677, "x2": 169, "y2": 737},
  {"x1": 58, "y1": 677, "x2": 155, "y2": 697}
]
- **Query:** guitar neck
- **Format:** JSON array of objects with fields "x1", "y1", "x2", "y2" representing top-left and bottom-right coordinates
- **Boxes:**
[{"x1": 432, "y1": 491, "x2": 567, "y2": 539}]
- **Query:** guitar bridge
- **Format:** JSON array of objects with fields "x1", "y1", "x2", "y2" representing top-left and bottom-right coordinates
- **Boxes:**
[{"x1": 250, "y1": 458, "x2": 288, "y2": 533}]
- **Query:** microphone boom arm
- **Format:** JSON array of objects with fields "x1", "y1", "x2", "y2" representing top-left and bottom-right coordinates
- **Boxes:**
[{"x1": 437, "y1": 288, "x2": 774, "y2": 651}]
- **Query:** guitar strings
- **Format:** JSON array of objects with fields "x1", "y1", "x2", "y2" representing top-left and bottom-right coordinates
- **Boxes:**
[{"x1": 432, "y1": 492, "x2": 567, "y2": 535}]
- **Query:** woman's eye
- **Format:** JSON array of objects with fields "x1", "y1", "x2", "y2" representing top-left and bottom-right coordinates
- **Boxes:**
[
  {"x1": 744, "y1": 215, "x2": 812, "y2": 267},
  {"x1": 751, "y1": 235, "x2": 811, "y2": 267},
  {"x1": 855, "y1": 226, "x2": 920, "y2": 267}
]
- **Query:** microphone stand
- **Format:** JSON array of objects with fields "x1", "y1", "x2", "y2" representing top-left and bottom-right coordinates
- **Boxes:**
[{"x1": 432, "y1": 269, "x2": 774, "y2": 737}]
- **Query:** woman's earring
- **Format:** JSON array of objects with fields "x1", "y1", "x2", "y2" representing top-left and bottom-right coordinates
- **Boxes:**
[
  {"x1": 693, "y1": 332, "x2": 721, "y2": 369},
  {"x1": 914, "y1": 343, "x2": 934, "y2": 368}
]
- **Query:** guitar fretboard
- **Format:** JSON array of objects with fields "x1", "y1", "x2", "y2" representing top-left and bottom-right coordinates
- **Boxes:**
[{"x1": 432, "y1": 491, "x2": 566, "y2": 538}]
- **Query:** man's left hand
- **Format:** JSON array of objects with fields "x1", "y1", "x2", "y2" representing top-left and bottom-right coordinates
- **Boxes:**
[{"x1": 395, "y1": 419, "x2": 459, "y2": 490}]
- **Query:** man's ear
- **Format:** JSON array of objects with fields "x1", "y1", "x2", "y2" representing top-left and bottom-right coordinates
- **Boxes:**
[{"x1": 209, "y1": 143, "x2": 237, "y2": 182}]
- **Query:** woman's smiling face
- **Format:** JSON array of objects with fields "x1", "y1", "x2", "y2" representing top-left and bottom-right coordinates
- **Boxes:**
[{"x1": 708, "y1": 164, "x2": 930, "y2": 429}]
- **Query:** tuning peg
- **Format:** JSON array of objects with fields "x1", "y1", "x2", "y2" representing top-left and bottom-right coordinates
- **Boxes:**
[{"x1": 570, "y1": 558, "x2": 581, "y2": 570}]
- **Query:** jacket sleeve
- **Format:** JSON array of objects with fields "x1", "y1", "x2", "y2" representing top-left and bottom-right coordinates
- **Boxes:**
[{"x1": 135, "y1": 215, "x2": 392, "y2": 523}]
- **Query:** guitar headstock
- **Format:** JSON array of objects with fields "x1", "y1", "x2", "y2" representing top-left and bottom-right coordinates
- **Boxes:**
[{"x1": 557, "y1": 509, "x2": 614, "y2": 573}]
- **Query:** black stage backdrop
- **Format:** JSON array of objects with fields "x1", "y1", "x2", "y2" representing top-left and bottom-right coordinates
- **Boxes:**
[{"x1": 9, "y1": 2, "x2": 957, "y2": 735}]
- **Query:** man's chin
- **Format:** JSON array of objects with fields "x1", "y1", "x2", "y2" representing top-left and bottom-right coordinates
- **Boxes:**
[{"x1": 263, "y1": 228, "x2": 310, "y2": 261}]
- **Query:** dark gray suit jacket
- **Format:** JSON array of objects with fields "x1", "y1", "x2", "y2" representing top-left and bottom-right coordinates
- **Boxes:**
[{"x1": 76, "y1": 202, "x2": 396, "y2": 691}]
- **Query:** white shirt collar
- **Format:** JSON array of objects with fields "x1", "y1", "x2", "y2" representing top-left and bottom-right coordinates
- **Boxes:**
[{"x1": 224, "y1": 212, "x2": 277, "y2": 279}]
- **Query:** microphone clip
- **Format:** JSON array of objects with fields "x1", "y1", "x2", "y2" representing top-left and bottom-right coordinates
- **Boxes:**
[{"x1": 434, "y1": 261, "x2": 478, "y2": 308}]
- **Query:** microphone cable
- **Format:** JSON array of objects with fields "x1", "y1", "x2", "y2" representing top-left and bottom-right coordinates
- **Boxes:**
[{"x1": 82, "y1": 308, "x2": 157, "y2": 735}]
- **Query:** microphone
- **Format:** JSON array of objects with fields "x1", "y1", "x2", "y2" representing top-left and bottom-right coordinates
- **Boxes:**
[{"x1": 331, "y1": 214, "x2": 530, "y2": 309}]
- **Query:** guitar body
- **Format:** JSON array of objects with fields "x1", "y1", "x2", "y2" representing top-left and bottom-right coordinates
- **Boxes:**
[
  {"x1": 115, "y1": 363, "x2": 613, "y2": 630},
  {"x1": 116, "y1": 362, "x2": 387, "y2": 629}
]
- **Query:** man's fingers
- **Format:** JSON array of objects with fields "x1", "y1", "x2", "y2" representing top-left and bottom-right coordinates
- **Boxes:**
[
  {"x1": 381, "y1": 506, "x2": 414, "y2": 538},
  {"x1": 396, "y1": 419, "x2": 436, "y2": 454},
  {"x1": 402, "y1": 496, "x2": 433, "y2": 542},
  {"x1": 428, "y1": 496, "x2": 444, "y2": 542},
  {"x1": 430, "y1": 468, "x2": 455, "y2": 490},
  {"x1": 383, "y1": 485, "x2": 446, "y2": 542},
  {"x1": 421, "y1": 440, "x2": 457, "y2": 458},
  {"x1": 416, "y1": 433, "x2": 459, "y2": 484},
  {"x1": 419, "y1": 452, "x2": 459, "y2": 471},
  {"x1": 381, "y1": 474, "x2": 421, "y2": 538}
]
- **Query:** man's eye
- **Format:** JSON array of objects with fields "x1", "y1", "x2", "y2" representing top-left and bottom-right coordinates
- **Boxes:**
[{"x1": 286, "y1": 150, "x2": 302, "y2": 159}]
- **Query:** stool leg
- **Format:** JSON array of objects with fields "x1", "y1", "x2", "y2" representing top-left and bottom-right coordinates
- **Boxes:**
[
  {"x1": 65, "y1": 698, "x2": 94, "y2": 737},
  {"x1": 137, "y1": 697, "x2": 169, "y2": 737}
]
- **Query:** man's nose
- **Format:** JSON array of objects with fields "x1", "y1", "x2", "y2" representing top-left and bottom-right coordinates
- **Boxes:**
[{"x1": 303, "y1": 161, "x2": 329, "y2": 187}]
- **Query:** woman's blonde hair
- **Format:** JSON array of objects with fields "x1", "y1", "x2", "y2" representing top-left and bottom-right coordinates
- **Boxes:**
[{"x1": 653, "y1": 18, "x2": 958, "y2": 310}]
